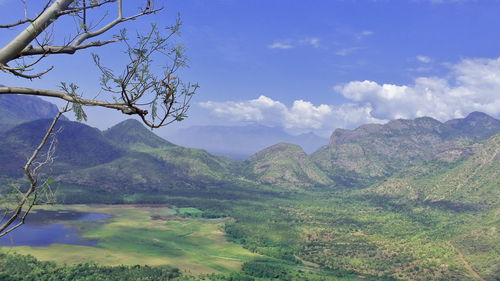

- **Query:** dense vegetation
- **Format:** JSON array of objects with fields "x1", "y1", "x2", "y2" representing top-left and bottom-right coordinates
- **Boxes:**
[
  {"x1": 0, "y1": 253, "x2": 181, "y2": 281},
  {"x1": 7, "y1": 179, "x2": 494, "y2": 280}
]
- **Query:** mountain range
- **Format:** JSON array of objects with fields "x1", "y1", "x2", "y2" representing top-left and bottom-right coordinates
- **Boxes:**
[
  {"x1": 312, "y1": 113, "x2": 500, "y2": 187},
  {"x1": 0, "y1": 94, "x2": 499, "y2": 204}
]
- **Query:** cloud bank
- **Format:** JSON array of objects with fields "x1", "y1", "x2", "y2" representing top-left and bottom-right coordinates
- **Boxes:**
[
  {"x1": 200, "y1": 96, "x2": 382, "y2": 137},
  {"x1": 200, "y1": 57, "x2": 500, "y2": 136},
  {"x1": 337, "y1": 57, "x2": 500, "y2": 121}
]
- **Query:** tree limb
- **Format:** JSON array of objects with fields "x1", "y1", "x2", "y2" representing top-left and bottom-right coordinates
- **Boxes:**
[
  {"x1": 19, "y1": 39, "x2": 120, "y2": 56},
  {"x1": 2, "y1": 65, "x2": 54, "y2": 79},
  {"x1": 0, "y1": 0, "x2": 52, "y2": 28},
  {"x1": 0, "y1": 87, "x2": 146, "y2": 115},
  {"x1": 0, "y1": 0, "x2": 74, "y2": 65},
  {"x1": 73, "y1": 2, "x2": 162, "y2": 47},
  {"x1": 0, "y1": 18, "x2": 34, "y2": 29}
]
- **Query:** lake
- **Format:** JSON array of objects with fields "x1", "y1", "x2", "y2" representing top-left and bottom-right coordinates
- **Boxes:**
[{"x1": 0, "y1": 210, "x2": 110, "y2": 247}]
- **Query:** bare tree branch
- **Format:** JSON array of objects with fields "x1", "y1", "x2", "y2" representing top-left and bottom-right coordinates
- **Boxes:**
[
  {"x1": 0, "y1": 104, "x2": 69, "y2": 237},
  {"x1": 0, "y1": 0, "x2": 52, "y2": 28},
  {"x1": 0, "y1": 18, "x2": 35, "y2": 29},
  {"x1": 0, "y1": 87, "x2": 146, "y2": 115},
  {"x1": 72, "y1": 6, "x2": 162, "y2": 47},
  {"x1": 18, "y1": 39, "x2": 120, "y2": 56},
  {"x1": 57, "y1": 0, "x2": 115, "y2": 17}
]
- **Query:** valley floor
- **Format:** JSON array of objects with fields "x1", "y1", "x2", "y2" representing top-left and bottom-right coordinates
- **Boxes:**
[
  {"x1": 1, "y1": 205, "x2": 258, "y2": 275},
  {"x1": 1, "y1": 187, "x2": 498, "y2": 281}
]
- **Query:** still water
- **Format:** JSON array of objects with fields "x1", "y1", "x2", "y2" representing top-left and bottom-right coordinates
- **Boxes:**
[{"x1": 0, "y1": 210, "x2": 110, "y2": 247}]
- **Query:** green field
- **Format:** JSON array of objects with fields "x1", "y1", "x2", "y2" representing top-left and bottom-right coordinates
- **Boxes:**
[{"x1": 3, "y1": 205, "x2": 259, "y2": 275}]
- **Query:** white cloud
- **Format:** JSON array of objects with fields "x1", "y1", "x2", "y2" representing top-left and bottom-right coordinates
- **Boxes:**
[
  {"x1": 200, "y1": 95, "x2": 287, "y2": 127},
  {"x1": 200, "y1": 56, "x2": 500, "y2": 136},
  {"x1": 285, "y1": 100, "x2": 333, "y2": 130},
  {"x1": 335, "y1": 57, "x2": 500, "y2": 121},
  {"x1": 300, "y1": 37, "x2": 321, "y2": 48},
  {"x1": 416, "y1": 55, "x2": 432, "y2": 63},
  {"x1": 268, "y1": 42, "x2": 293, "y2": 49},
  {"x1": 200, "y1": 96, "x2": 384, "y2": 136}
]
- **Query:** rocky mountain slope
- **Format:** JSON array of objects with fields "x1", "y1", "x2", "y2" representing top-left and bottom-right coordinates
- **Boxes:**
[
  {"x1": 311, "y1": 113, "x2": 500, "y2": 187},
  {"x1": 366, "y1": 133, "x2": 499, "y2": 208},
  {"x1": 0, "y1": 94, "x2": 68, "y2": 132}
]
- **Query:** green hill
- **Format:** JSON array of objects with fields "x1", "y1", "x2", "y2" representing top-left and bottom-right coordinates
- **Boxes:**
[
  {"x1": 241, "y1": 143, "x2": 333, "y2": 189},
  {"x1": 0, "y1": 119, "x2": 123, "y2": 177}
]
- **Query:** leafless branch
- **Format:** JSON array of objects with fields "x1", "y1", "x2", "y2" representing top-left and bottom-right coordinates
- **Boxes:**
[
  {"x1": 1, "y1": 64, "x2": 54, "y2": 79},
  {"x1": 72, "y1": 7, "x2": 162, "y2": 47},
  {"x1": 0, "y1": 87, "x2": 146, "y2": 115},
  {"x1": 57, "y1": 0, "x2": 115, "y2": 17},
  {"x1": 18, "y1": 39, "x2": 120, "y2": 56},
  {"x1": 0, "y1": 0, "x2": 52, "y2": 28},
  {"x1": 0, "y1": 104, "x2": 69, "y2": 237},
  {"x1": 0, "y1": 18, "x2": 35, "y2": 29}
]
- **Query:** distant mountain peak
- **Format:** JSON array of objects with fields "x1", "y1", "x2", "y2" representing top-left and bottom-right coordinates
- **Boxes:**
[
  {"x1": 249, "y1": 142, "x2": 302, "y2": 161},
  {"x1": 329, "y1": 124, "x2": 383, "y2": 145},
  {"x1": 461, "y1": 111, "x2": 499, "y2": 124},
  {"x1": 113, "y1": 118, "x2": 145, "y2": 127},
  {"x1": 445, "y1": 111, "x2": 500, "y2": 139},
  {"x1": 465, "y1": 111, "x2": 494, "y2": 119},
  {"x1": 446, "y1": 111, "x2": 498, "y2": 124},
  {"x1": 104, "y1": 119, "x2": 174, "y2": 150},
  {"x1": 0, "y1": 94, "x2": 68, "y2": 132},
  {"x1": 0, "y1": 119, "x2": 123, "y2": 176}
]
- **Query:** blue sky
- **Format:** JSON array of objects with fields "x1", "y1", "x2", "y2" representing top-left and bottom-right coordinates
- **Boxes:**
[{"x1": 1, "y1": 0, "x2": 500, "y2": 137}]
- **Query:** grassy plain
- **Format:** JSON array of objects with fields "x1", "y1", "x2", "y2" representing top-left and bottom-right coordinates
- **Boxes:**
[{"x1": 4, "y1": 205, "x2": 259, "y2": 275}]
